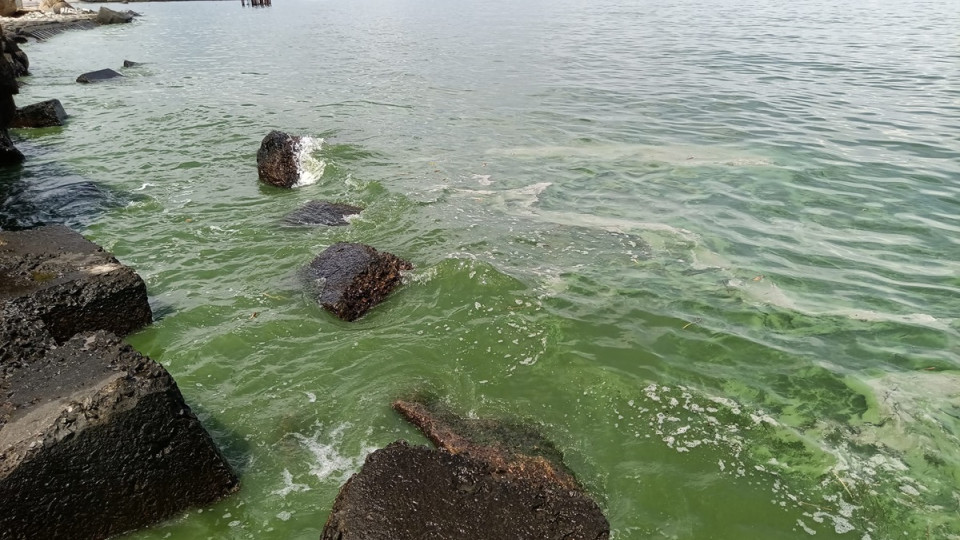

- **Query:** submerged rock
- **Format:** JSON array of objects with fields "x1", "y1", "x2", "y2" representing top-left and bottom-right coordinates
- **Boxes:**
[
  {"x1": 122, "y1": 59, "x2": 141, "y2": 68},
  {"x1": 96, "y1": 6, "x2": 135, "y2": 25},
  {"x1": 0, "y1": 225, "x2": 152, "y2": 342},
  {"x1": 11, "y1": 99, "x2": 68, "y2": 129},
  {"x1": 256, "y1": 130, "x2": 309, "y2": 188},
  {"x1": 76, "y1": 68, "x2": 123, "y2": 84},
  {"x1": 393, "y1": 398, "x2": 579, "y2": 488},
  {"x1": 284, "y1": 200, "x2": 363, "y2": 226},
  {"x1": 0, "y1": 331, "x2": 240, "y2": 539},
  {"x1": 321, "y1": 399, "x2": 610, "y2": 540},
  {"x1": 305, "y1": 242, "x2": 411, "y2": 321}
]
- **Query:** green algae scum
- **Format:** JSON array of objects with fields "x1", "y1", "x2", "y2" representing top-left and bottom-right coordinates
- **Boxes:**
[{"x1": 4, "y1": 0, "x2": 959, "y2": 537}]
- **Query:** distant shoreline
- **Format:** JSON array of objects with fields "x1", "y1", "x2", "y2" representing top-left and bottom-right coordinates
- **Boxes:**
[{"x1": 0, "y1": 11, "x2": 98, "y2": 37}]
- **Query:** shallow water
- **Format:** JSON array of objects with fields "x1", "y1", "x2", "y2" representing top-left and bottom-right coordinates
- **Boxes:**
[{"x1": 8, "y1": 0, "x2": 960, "y2": 537}]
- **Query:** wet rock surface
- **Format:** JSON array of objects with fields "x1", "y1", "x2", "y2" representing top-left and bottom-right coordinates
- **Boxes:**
[
  {"x1": 0, "y1": 331, "x2": 240, "y2": 540},
  {"x1": 306, "y1": 242, "x2": 411, "y2": 321},
  {"x1": 284, "y1": 200, "x2": 363, "y2": 226},
  {"x1": 257, "y1": 130, "x2": 305, "y2": 188},
  {"x1": 0, "y1": 24, "x2": 22, "y2": 166},
  {"x1": 11, "y1": 98, "x2": 68, "y2": 128},
  {"x1": 0, "y1": 225, "x2": 152, "y2": 342},
  {"x1": 321, "y1": 399, "x2": 610, "y2": 540},
  {"x1": 76, "y1": 68, "x2": 123, "y2": 83},
  {"x1": 393, "y1": 398, "x2": 579, "y2": 489}
]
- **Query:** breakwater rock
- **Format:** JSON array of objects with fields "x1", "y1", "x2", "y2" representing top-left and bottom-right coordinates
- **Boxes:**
[
  {"x1": 321, "y1": 399, "x2": 610, "y2": 540},
  {"x1": 0, "y1": 23, "x2": 22, "y2": 165},
  {"x1": 257, "y1": 130, "x2": 311, "y2": 188},
  {"x1": 0, "y1": 225, "x2": 152, "y2": 342},
  {"x1": 305, "y1": 242, "x2": 412, "y2": 321},
  {"x1": 0, "y1": 331, "x2": 240, "y2": 539},
  {"x1": 284, "y1": 200, "x2": 363, "y2": 226},
  {"x1": 76, "y1": 68, "x2": 123, "y2": 84},
  {"x1": 96, "y1": 6, "x2": 135, "y2": 25},
  {"x1": 11, "y1": 98, "x2": 68, "y2": 128},
  {"x1": 1, "y1": 226, "x2": 239, "y2": 539}
]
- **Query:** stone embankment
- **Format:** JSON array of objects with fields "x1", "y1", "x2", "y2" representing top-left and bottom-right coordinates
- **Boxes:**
[{"x1": 0, "y1": 226, "x2": 240, "y2": 539}]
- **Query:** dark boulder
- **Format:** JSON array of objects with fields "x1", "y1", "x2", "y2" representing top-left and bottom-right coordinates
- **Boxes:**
[
  {"x1": 284, "y1": 200, "x2": 363, "y2": 226},
  {"x1": 122, "y1": 59, "x2": 141, "y2": 68},
  {"x1": 1, "y1": 26, "x2": 28, "y2": 77},
  {"x1": 76, "y1": 68, "x2": 123, "y2": 84},
  {"x1": 0, "y1": 331, "x2": 240, "y2": 539},
  {"x1": 320, "y1": 399, "x2": 610, "y2": 540},
  {"x1": 0, "y1": 26, "x2": 23, "y2": 166},
  {"x1": 257, "y1": 130, "x2": 306, "y2": 188},
  {"x1": 11, "y1": 99, "x2": 68, "y2": 129},
  {"x1": 0, "y1": 127, "x2": 22, "y2": 166},
  {"x1": 0, "y1": 225, "x2": 152, "y2": 342},
  {"x1": 96, "y1": 6, "x2": 135, "y2": 25},
  {"x1": 305, "y1": 242, "x2": 412, "y2": 321},
  {"x1": 393, "y1": 398, "x2": 579, "y2": 487}
]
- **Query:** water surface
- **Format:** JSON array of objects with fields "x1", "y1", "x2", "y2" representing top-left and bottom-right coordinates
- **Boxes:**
[{"x1": 10, "y1": 0, "x2": 960, "y2": 537}]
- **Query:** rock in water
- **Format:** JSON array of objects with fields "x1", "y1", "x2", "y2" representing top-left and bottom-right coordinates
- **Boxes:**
[
  {"x1": 320, "y1": 399, "x2": 610, "y2": 540},
  {"x1": 123, "y1": 59, "x2": 141, "y2": 68},
  {"x1": 0, "y1": 331, "x2": 240, "y2": 539},
  {"x1": 305, "y1": 242, "x2": 412, "y2": 321},
  {"x1": 284, "y1": 200, "x2": 363, "y2": 226},
  {"x1": 96, "y1": 6, "x2": 135, "y2": 25},
  {"x1": 257, "y1": 130, "x2": 311, "y2": 188},
  {"x1": 0, "y1": 225, "x2": 152, "y2": 342},
  {"x1": 76, "y1": 69, "x2": 124, "y2": 84},
  {"x1": 11, "y1": 99, "x2": 68, "y2": 129}
]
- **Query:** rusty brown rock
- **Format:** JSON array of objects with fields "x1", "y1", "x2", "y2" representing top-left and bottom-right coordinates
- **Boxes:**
[
  {"x1": 321, "y1": 398, "x2": 610, "y2": 540},
  {"x1": 305, "y1": 242, "x2": 411, "y2": 321}
]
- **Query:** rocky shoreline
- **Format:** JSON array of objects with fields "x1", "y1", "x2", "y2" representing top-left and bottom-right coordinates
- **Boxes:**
[{"x1": 0, "y1": 13, "x2": 610, "y2": 540}]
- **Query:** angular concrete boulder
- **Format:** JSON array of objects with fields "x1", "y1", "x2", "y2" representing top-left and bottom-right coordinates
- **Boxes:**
[
  {"x1": 11, "y1": 99, "x2": 68, "y2": 129},
  {"x1": 321, "y1": 399, "x2": 610, "y2": 540},
  {"x1": 257, "y1": 130, "x2": 308, "y2": 188},
  {"x1": 284, "y1": 200, "x2": 363, "y2": 226},
  {"x1": 76, "y1": 68, "x2": 123, "y2": 84},
  {"x1": 0, "y1": 225, "x2": 152, "y2": 342},
  {"x1": 96, "y1": 7, "x2": 135, "y2": 25},
  {"x1": 305, "y1": 242, "x2": 411, "y2": 321},
  {"x1": 0, "y1": 331, "x2": 240, "y2": 539}
]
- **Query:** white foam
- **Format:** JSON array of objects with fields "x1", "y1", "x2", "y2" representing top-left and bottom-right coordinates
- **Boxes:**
[
  {"x1": 486, "y1": 143, "x2": 774, "y2": 167},
  {"x1": 292, "y1": 137, "x2": 326, "y2": 188},
  {"x1": 292, "y1": 424, "x2": 377, "y2": 484}
]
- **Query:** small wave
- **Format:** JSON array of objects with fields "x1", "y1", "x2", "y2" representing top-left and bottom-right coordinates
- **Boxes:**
[
  {"x1": 271, "y1": 469, "x2": 311, "y2": 498},
  {"x1": 290, "y1": 423, "x2": 375, "y2": 483}
]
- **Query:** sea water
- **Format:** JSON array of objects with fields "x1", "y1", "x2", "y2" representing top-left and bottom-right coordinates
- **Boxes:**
[{"x1": 5, "y1": 0, "x2": 959, "y2": 537}]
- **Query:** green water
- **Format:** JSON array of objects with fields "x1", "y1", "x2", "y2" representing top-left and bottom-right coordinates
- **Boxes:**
[{"x1": 6, "y1": 0, "x2": 960, "y2": 537}]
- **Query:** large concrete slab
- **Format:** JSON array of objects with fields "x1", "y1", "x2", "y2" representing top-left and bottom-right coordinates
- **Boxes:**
[
  {"x1": 0, "y1": 331, "x2": 239, "y2": 539},
  {"x1": 0, "y1": 225, "x2": 152, "y2": 342}
]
